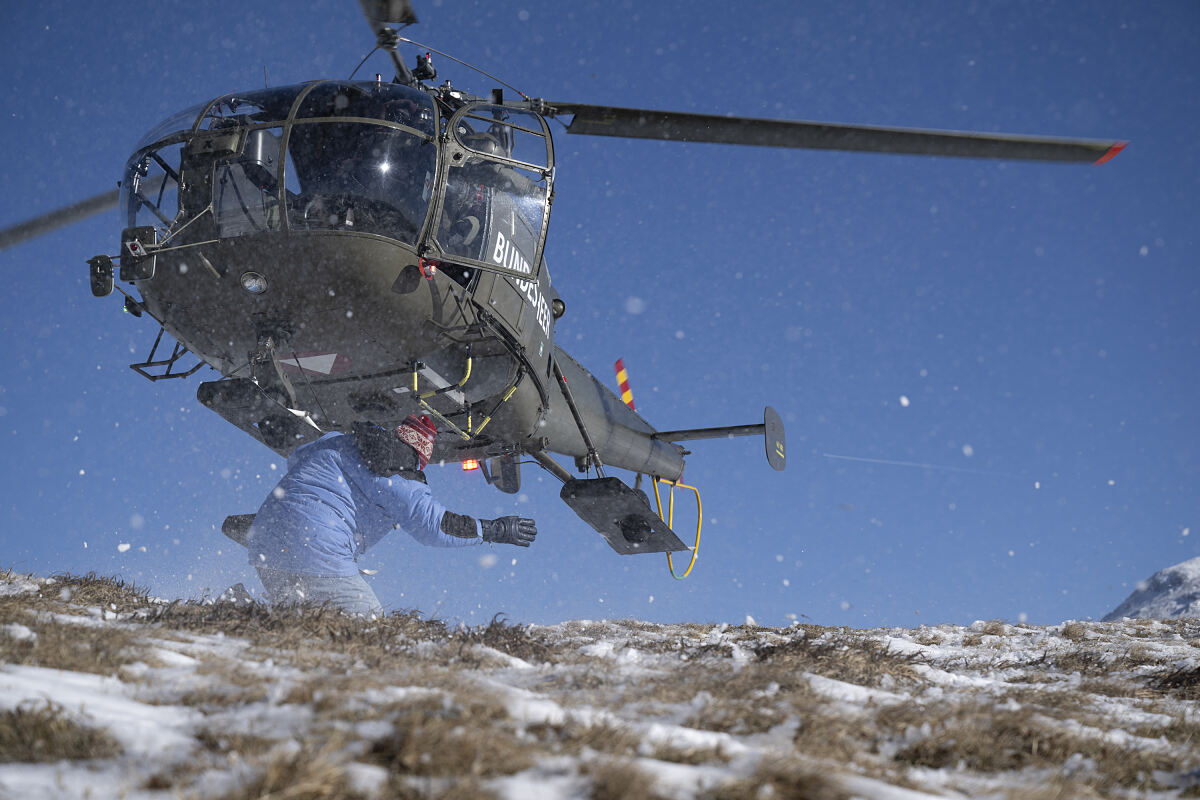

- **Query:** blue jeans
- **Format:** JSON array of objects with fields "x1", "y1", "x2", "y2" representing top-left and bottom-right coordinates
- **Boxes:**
[{"x1": 255, "y1": 566, "x2": 384, "y2": 618}]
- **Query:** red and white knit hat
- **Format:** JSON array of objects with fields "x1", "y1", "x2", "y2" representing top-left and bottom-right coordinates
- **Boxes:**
[{"x1": 396, "y1": 413, "x2": 437, "y2": 469}]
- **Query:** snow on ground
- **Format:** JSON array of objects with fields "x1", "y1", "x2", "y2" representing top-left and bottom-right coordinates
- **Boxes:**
[
  {"x1": 0, "y1": 570, "x2": 1198, "y2": 799},
  {"x1": 1105, "y1": 557, "x2": 1200, "y2": 622}
]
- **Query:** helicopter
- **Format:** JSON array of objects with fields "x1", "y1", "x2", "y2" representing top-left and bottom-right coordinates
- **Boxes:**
[{"x1": 0, "y1": 0, "x2": 1124, "y2": 568}]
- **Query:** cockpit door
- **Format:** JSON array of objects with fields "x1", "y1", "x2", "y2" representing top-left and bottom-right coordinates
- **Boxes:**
[{"x1": 424, "y1": 103, "x2": 554, "y2": 281}]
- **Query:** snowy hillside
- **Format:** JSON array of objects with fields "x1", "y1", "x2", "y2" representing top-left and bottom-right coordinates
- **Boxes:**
[
  {"x1": 1, "y1": 570, "x2": 1198, "y2": 799},
  {"x1": 1104, "y1": 558, "x2": 1200, "y2": 622}
]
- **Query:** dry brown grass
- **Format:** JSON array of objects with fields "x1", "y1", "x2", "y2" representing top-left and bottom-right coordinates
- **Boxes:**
[
  {"x1": 132, "y1": 654, "x2": 273, "y2": 710},
  {"x1": 148, "y1": 600, "x2": 451, "y2": 670},
  {"x1": 1047, "y1": 638, "x2": 1182, "y2": 692},
  {"x1": 536, "y1": 663, "x2": 616, "y2": 700},
  {"x1": 885, "y1": 703, "x2": 1189, "y2": 790},
  {"x1": 174, "y1": 682, "x2": 269, "y2": 710},
  {"x1": 0, "y1": 572, "x2": 153, "y2": 623},
  {"x1": 0, "y1": 701, "x2": 122, "y2": 763},
  {"x1": 585, "y1": 760, "x2": 667, "y2": 800},
  {"x1": 0, "y1": 612, "x2": 140, "y2": 675},
  {"x1": 380, "y1": 779, "x2": 499, "y2": 800},
  {"x1": 0, "y1": 592, "x2": 30, "y2": 626},
  {"x1": 701, "y1": 756, "x2": 849, "y2": 800},
  {"x1": 49, "y1": 572, "x2": 151, "y2": 610},
  {"x1": 452, "y1": 613, "x2": 556, "y2": 664},
  {"x1": 891, "y1": 706, "x2": 1076, "y2": 771},
  {"x1": 612, "y1": 661, "x2": 790, "y2": 731},
  {"x1": 650, "y1": 739, "x2": 732, "y2": 765},
  {"x1": 792, "y1": 712, "x2": 881, "y2": 765},
  {"x1": 5, "y1": 570, "x2": 1198, "y2": 800},
  {"x1": 527, "y1": 719, "x2": 643, "y2": 759},
  {"x1": 1077, "y1": 677, "x2": 1162, "y2": 700},
  {"x1": 280, "y1": 679, "x2": 323, "y2": 706},
  {"x1": 193, "y1": 728, "x2": 279, "y2": 758},
  {"x1": 221, "y1": 738, "x2": 368, "y2": 800},
  {"x1": 527, "y1": 626, "x2": 925, "y2": 742},
  {"x1": 685, "y1": 695, "x2": 788, "y2": 736},
  {"x1": 361, "y1": 694, "x2": 533, "y2": 779},
  {"x1": 1048, "y1": 645, "x2": 1116, "y2": 678},
  {"x1": 1060, "y1": 621, "x2": 1093, "y2": 641},
  {"x1": 962, "y1": 619, "x2": 1015, "y2": 647},
  {"x1": 1117, "y1": 618, "x2": 1200, "y2": 640},
  {"x1": 1128, "y1": 712, "x2": 1200, "y2": 748},
  {"x1": 673, "y1": 653, "x2": 820, "y2": 735},
  {"x1": 1151, "y1": 664, "x2": 1200, "y2": 701},
  {"x1": 752, "y1": 632, "x2": 923, "y2": 688},
  {"x1": 1001, "y1": 777, "x2": 1107, "y2": 799}
]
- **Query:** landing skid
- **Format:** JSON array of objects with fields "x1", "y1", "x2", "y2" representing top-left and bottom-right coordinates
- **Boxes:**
[{"x1": 560, "y1": 477, "x2": 689, "y2": 555}]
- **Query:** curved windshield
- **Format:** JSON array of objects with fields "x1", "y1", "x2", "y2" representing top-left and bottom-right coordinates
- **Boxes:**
[
  {"x1": 296, "y1": 81, "x2": 435, "y2": 136},
  {"x1": 133, "y1": 103, "x2": 207, "y2": 152},
  {"x1": 430, "y1": 104, "x2": 553, "y2": 279},
  {"x1": 121, "y1": 81, "x2": 438, "y2": 245},
  {"x1": 214, "y1": 127, "x2": 284, "y2": 237},
  {"x1": 122, "y1": 142, "x2": 183, "y2": 230},
  {"x1": 285, "y1": 121, "x2": 435, "y2": 243},
  {"x1": 198, "y1": 87, "x2": 299, "y2": 131},
  {"x1": 437, "y1": 156, "x2": 547, "y2": 272}
]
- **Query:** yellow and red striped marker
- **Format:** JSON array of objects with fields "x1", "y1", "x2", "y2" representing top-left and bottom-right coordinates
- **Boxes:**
[{"x1": 614, "y1": 358, "x2": 635, "y2": 410}]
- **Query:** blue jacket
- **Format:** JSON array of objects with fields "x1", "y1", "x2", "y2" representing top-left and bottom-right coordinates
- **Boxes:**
[{"x1": 246, "y1": 433, "x2": 480, "y2": 576}]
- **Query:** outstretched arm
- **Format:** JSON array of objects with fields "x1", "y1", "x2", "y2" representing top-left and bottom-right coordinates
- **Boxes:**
[
  {"x1": 440, "y1": 511, "x2": 480, "y2": 540},
  {"x1": 365, "y1": 473, "x2": 481, "y2": 549},
  {"x1": 363, "y1": 463, "x2": 536, "y2": 549},
  {"x1": 441, "y1": 512, "x2": 537, "y2": 548}
]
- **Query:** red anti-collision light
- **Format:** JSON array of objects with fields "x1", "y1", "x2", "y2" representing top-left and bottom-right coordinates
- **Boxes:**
[{"x1": 461, "y1": 459, "x2": 480, "y2": 471}]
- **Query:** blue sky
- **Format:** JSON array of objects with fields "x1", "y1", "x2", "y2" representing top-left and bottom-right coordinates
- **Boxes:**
[{"x1": 1, "y1": 0, "x2": 1196, "y2": 628}]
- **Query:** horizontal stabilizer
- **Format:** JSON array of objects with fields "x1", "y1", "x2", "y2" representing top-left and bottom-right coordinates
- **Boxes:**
[
  {"x1": 561, "y1": 477, "x2": 688, "y2": 555},
  {"x1": 764, "y1": 406, "x2": 786, "y2": 471},
  {"x1": 653, "y1": 406, "x2": 786, "y2": 471}
]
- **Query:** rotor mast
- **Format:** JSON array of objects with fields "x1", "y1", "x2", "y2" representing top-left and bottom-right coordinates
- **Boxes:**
[{"x1": 357, "y1": 0, "x2": 419, "y2": 85}]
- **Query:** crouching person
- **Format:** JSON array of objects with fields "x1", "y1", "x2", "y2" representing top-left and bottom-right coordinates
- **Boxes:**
[{"x1": 245, "y1": 414, "x2": 537, "y2": 617}]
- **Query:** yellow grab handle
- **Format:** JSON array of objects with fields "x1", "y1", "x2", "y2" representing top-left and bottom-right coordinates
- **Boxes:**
[{"x1": 652, "y1": 478, "x2": 702, "y2": 580}]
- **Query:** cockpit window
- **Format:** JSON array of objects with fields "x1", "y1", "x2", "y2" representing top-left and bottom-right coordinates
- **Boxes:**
[
  {"x1": 122, "y1": 141, "x2": 184, "y2": 231},
  {"x1": 133, "y1": 103, "x2": 207, "y2": 152},
  {"x1": 428, "y1": 104, "x2": 554, "y2": 280},
  {"x1": 437, "y1": 157, "x2": 548, "y2": 274},
  {"x1": 454, "y1": 106, "x2": 552, "y2": 171},
  {"x1": 122, "y1": 81, "x2": 439, "y2": 246},
  {"x1": 285, "y1": 121, "x2": 435, "y2": 243},
  {"x1": 214, "y1": 127, "x2": 284, "y2": 237},
  {"x1": 296, "y1": 81, "x2": 435, "y2": 137},
  {"x1": 198, "y1": 88, "x2": 298, "y2": 131}
]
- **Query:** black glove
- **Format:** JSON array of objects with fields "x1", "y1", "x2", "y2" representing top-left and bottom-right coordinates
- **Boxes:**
[{"x1": 480, "y1": 516, "x2": 537, "y2": 547}]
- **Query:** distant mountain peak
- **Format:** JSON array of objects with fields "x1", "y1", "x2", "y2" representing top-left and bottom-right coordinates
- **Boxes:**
[{"x1": 1103, "y1": 556, "x2": 1200, "y2": 621}]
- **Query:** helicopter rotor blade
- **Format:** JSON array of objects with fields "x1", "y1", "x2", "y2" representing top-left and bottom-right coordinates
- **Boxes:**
[
  {"x1": 357, "y1": 0, "x2": 417, "y2": 33},
  {"x1": 0, "y1": 188, "x2": 120, "y2": 253},
  {"x1": 544, "y1": 103, "x2": 1126, "y2": 165}
]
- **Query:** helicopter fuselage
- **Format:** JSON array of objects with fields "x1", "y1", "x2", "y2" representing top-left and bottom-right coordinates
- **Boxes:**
[{"x1": 110, "y1": 77, "x2": 686, "y2": 481}]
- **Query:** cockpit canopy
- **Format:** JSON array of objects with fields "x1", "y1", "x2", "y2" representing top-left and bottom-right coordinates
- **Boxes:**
[{"x1": 122, "y1": 80, "x2": 554, "y2": 281}]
